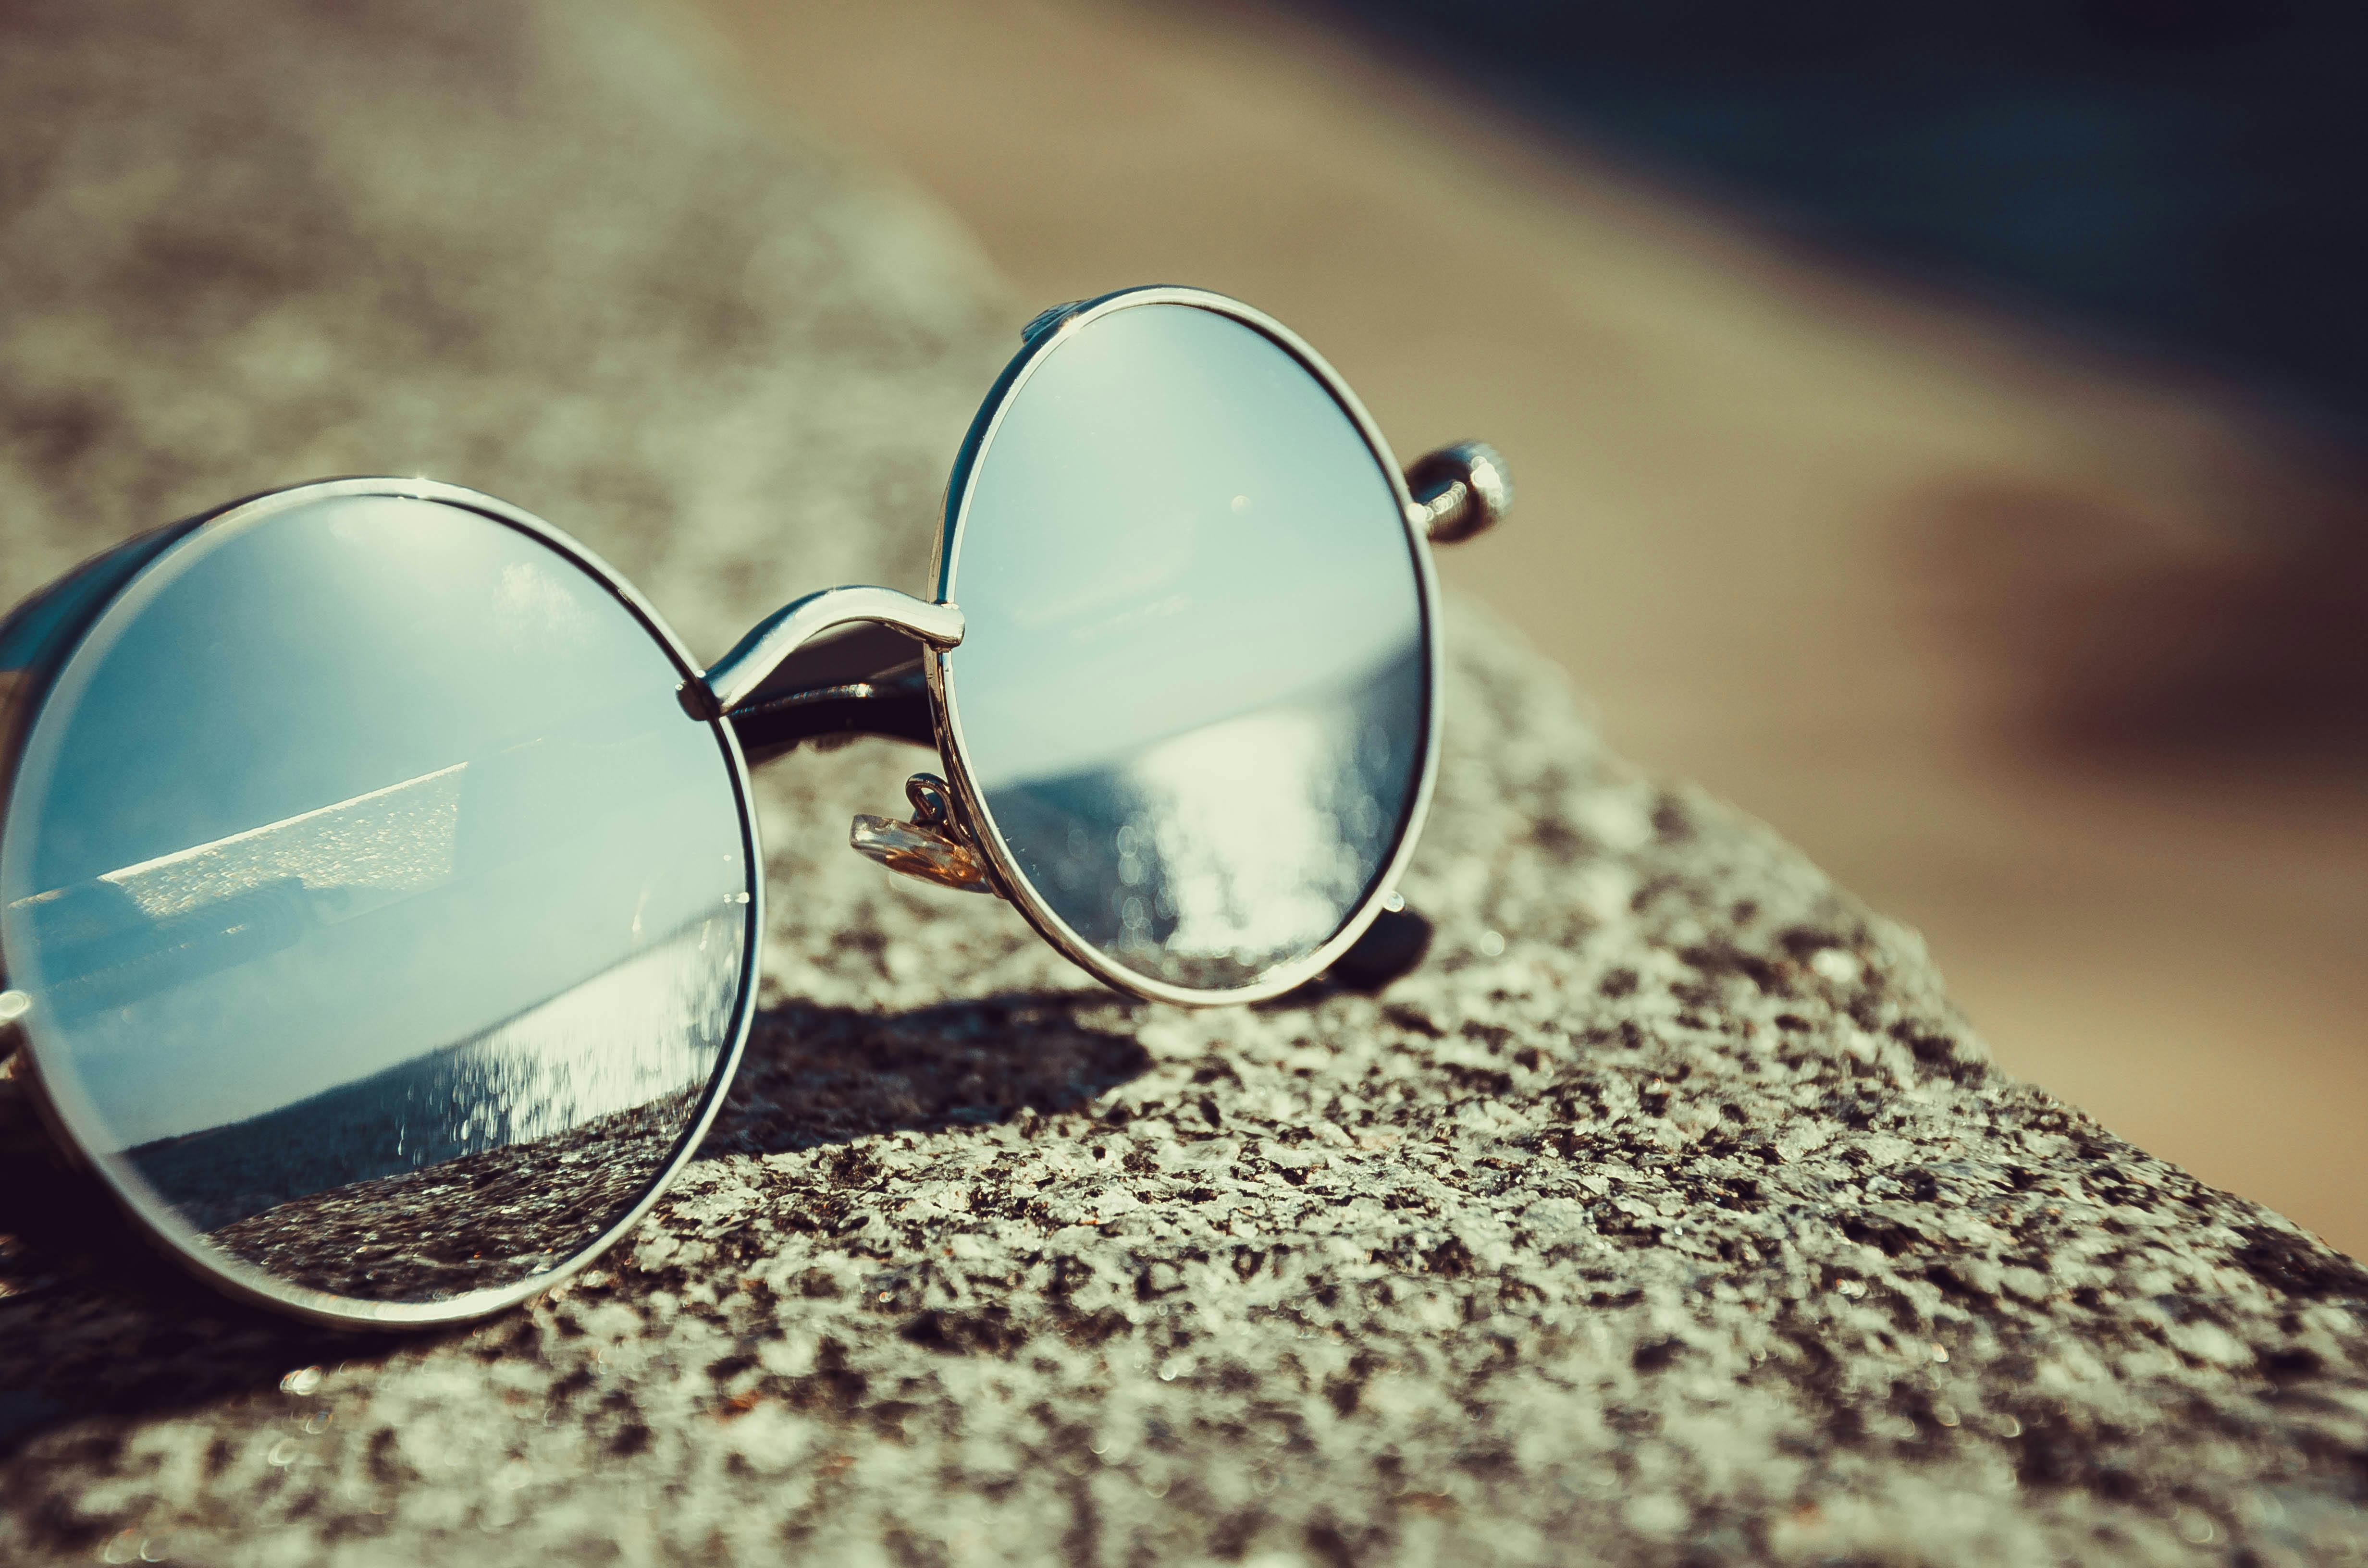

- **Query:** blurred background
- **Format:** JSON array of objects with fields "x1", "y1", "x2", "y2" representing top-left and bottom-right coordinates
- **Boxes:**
[{"x1": 663, "y1": 0, "x2": 2367, "y2": 1249}]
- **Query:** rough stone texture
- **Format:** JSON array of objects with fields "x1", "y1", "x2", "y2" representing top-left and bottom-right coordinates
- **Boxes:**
[{"x1": 3, "y1": 1, "x2": 2368, "y2": 1563}]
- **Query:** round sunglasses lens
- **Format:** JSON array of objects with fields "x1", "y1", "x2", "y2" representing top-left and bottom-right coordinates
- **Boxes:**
[
  {"x1": 946, "y1": 303, "x2": 1426, "y2": 992},
  {"x1": 0, "y1": 493, "x2": 752, "y2": 1312}
]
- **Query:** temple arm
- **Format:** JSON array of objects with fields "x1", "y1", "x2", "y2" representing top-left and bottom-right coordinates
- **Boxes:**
[
  {"x1": 722, "y1": 620, "x2": 937, "y2": 764},
  {"x1": 727, "y1": 666, "x2": 933, "y2": 763}
]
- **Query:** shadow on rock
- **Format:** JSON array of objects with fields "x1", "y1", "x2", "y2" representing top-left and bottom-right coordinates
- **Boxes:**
[
  {"x1": 699, "y1": 992, "x2": 1151, "y2": 1156},
  {"x1": 0, "y1": 992, "x2": 1147, "y2": 1461},
  {"x1": 0, "y1": 1144, "x2": 370, "y2": 1464}
]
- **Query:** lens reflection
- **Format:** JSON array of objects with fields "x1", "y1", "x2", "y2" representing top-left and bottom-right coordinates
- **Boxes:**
[
  {"x1": 0, "y1": 493, "x2": 751, "y2": 1306},
  {"x1": 946, "y1": 303, "x2": 1425, "y2": 991}
]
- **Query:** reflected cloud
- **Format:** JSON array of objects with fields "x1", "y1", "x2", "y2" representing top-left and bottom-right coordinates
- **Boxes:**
[
  {"x1": 11, "y1": 764, "x2": 467, "y2": 1023},
  {"x1": 99, "y1": 762, "x2": 464, "y2": 920}
]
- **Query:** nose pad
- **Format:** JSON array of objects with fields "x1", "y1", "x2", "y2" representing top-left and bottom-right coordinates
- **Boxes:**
[{"x1": 850, "y1": 774, "x2": 998, "y2": 895}]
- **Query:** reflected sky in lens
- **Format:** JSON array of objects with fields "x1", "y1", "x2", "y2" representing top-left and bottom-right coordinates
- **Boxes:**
[
  {"x1": 947, "y1": 304, "x2": 1426, "y2": 990},
  {"x1": 0, "y1": 494, "x2": 750, "y2": 1300}
]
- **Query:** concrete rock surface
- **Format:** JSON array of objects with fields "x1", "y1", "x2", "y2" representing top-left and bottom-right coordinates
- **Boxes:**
[{"x1": 2, "y1": 1, "x2": 2366, "y2": 1564}]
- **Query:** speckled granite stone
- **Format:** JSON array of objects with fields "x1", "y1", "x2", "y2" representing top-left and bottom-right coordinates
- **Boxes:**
[{"x1": 3, "y1": 2, "x2": 2366, "y2": 1564}]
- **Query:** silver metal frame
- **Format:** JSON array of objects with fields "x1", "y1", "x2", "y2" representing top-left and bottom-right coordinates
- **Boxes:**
[
  {"x1": 0, "y1": 287, "x2": 1486, "y2": 1325},
  {"x1": 0, "y1": 478, "x2": 765, "y2": 1330},
  {"x1": 702, "y1": 586, "x2": 962, "y2": 716},
  {"x1": 923, "y1": 286, "x2": 1446, "y2": 1007}
]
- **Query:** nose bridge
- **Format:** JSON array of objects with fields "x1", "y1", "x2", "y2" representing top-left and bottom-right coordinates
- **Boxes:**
[{"x1": 696, "y1": 587, "x2": 964, "y2": 717}]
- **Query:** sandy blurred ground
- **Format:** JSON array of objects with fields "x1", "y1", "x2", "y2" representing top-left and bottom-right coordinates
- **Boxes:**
[{"x1": 658, "y1": 0, "x2": 2368, "y2": 1253}]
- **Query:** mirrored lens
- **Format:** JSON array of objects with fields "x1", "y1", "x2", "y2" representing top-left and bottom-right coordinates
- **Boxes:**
[
  {"x1": 945, "y1": 302, "x2": 1427, "y2": 992},
  {"x1": 0, "y1": 492, "x2": 752, "y2": 1309}
]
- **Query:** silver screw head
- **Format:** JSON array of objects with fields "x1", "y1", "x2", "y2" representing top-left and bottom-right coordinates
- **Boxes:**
[{"x1": 1406, "y1": 441, "x2": 1513, "y2": 544}]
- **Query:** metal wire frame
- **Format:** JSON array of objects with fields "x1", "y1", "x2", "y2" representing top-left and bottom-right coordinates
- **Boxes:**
[
  {"x1": 0, "y1": 290, "x2": 1489, "y2": 1323},
  {"x1": 923, "y1": 285, "x2": 1449, "y2": 1008},
  {"x1": 0, "y1": 478, "x2": 765, "y2": 1330}
]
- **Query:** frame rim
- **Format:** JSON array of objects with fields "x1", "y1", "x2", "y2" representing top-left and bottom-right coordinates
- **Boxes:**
[
  {"x1": 0, "y1": 477, "x2": 765, "y2": 1330},
  {"x1": 926, "y1": 286, "x2": 1445, "y2": 1008}
]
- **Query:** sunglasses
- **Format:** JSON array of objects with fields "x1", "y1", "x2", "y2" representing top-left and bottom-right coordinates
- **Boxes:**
[{"x1": 0, "y1": 287, "x2": 1509, "y2": 1327}]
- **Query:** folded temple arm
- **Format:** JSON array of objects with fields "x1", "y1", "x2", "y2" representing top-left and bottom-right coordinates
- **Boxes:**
[{"x1": 721, "y1": 620, "x2": 935, "y2": 764}]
